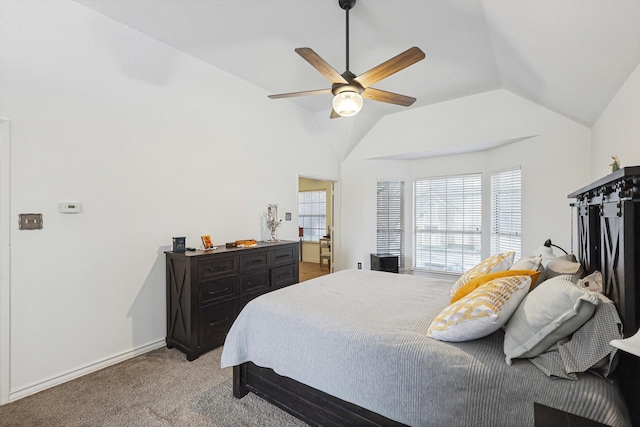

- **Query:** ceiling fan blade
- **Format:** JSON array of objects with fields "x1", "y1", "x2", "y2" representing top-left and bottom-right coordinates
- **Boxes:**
[
  {"x1": 330, "y1": 109, "x2": 341, "y2": 119},
  {"x1": 268, "y1": 88, "x2": 332, "y2": 99},
  {"x1": 362, "y1": 88, "x2": 416, "y2": 107},
  {"x1": 354, "y1": 47, "x2": 426, "y2": 88},
  {"x1": 295, "y1": 47, "x2": 349, "y2": 84}
]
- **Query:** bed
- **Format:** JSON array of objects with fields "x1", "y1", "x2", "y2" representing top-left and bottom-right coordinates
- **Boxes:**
[
  {"x1": 222, "y1": 270, "x2": 629, "y2": 426},
  {"x1": 221, "y1": 168, "x2": 640, "y2": 427}
]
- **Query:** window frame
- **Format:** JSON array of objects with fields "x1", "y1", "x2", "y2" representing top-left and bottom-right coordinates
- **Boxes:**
[
  {"x1": 413, "y1": 173, "x2": 483, "y2": 274},
  {"x1": 376, "y1": 180, "x2": 406, "y2": 269},
  {"x1": 490, "y1": 167, "x2": 522, "y2": 259},
  {"x1": 298, "y1": 190, "x2": 327, "y2": 242}
]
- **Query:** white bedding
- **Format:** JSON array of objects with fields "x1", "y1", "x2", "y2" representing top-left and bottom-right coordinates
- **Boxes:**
[{"x1": 221, "y1": 269, "x2": 630, "y2": 427}]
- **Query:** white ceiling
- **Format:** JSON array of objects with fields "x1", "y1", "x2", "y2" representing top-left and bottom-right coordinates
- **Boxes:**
[{"x1": 74, "y1": 0, "x2": 640, "y2": 129}]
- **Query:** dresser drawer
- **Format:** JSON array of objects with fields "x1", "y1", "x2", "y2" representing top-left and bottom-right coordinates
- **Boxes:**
[
  {"x1": 239, "y1": 250, "x2": 270, "y2": 273},
  {"x1": 239, "y1": 270, "x2": 270, "y2": 296},
  {"x1": 271, "y1": 264, "x2": 298, "y2": 289},
  {"x1": 199, "y1": 275, "x2": 236, "y2": 306},
  {"x1": 199, "y1": 300, "x2": 236, "y2": 348},
  {"x1": 272, "y1": 246, "x2": 296, "y2": 267},
  {"x1": 198, "y1": 255, "x2": 236, "y2": 281}
]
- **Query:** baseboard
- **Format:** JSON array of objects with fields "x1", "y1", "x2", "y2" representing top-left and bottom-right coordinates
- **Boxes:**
[{"x1": 8, "y1": 339, "x2": 166, "y2": 403}]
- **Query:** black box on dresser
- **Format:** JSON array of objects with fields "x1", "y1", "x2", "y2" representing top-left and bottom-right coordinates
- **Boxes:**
[{"x1": 165, "y1": 240, "x2": 299, "y2": 361}]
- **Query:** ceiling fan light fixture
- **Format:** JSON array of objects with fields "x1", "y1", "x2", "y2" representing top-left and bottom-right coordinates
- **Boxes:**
[{"x1": 332, "y1": 91, "x2": 363, "y2": 117}]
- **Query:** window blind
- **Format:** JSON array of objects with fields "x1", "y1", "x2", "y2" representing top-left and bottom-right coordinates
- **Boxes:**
[
  {"x1": 376, "y1": 181, "x2": 405, "y2": 269},
  {"x1": 414, "y1": 174, "x2": 482, "y2": 273},
  {"x1": 490, "y1": 168, "x2": 522, "y2": 259},
  {"x1": 298, "y1": 191, "x2": 327, "y2": 242}
]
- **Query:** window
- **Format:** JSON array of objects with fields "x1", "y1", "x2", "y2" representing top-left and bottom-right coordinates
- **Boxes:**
[
  {"x1": 377, "y1": 181, "x2": 405, "y2": 269},
  {"x1": 298, "y1": 190, "x2": 327, "y2": 242},
  {"x1": 491, "y1": 167, "x2": 522, "y2": 259},
  {"x1": 414, "y1": 174, "x2": 482, "y2": 273}
]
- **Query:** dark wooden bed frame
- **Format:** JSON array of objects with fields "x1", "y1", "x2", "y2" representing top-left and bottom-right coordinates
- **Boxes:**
[{"x1": 233, "y1": 166, "x2": 640, "y2": 427}]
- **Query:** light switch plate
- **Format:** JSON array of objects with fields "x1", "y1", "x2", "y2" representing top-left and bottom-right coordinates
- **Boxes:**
[{"x1": 19, "y1": 213, "x2": 43, "y2": 230}]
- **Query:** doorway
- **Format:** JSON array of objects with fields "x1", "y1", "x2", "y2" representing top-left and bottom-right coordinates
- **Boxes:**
[
  {"x1": 298, "y1": 176, "x2": 337, "y2": 280},
  {"x1": 0, "y1": 118, "x2": 11, "y2": 404}
]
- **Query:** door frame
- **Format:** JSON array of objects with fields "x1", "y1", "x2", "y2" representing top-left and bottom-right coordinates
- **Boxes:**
[
  {"x1": 298, "y1": 173, "x2": 339, "y2": 272},
  {"x1": 0, "y1": 118, "x2": 11, "y2": 404}
]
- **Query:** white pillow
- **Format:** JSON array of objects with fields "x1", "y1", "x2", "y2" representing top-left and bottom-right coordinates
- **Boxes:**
[
  {"x1": 450, "y1": 251, "x2": 515, "y2": 296},
  {"x1": 510, "y1": 255, "x2": 542, "y2": 272},
  {"x1": 503, "y1": 275, "x2": 599, "y2": 364},
  {"x1": 577, "y1": 270, "x2": 603, "y2": 293},
  {"x1": 428, "y1": 275, "x2": 531, "y2": 342}
]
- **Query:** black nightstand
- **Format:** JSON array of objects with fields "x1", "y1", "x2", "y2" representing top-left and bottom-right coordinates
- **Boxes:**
[{"x1": 370, "y1": 253, "x2": 399, "y2": 273}]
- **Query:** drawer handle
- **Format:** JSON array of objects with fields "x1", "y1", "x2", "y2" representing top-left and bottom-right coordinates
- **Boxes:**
[
  {"x1": 246, "y1": 281, "x2": 252, "y2": 286},
  {"x1": 246, "y1": 260, "x2": 261, "y2": 265},
  {"x1": 276, "y1": 254, "x2": 289, "y2": 259},
  {"x1": 208, "y1": 267, "x2": 216, "y2": 271}
]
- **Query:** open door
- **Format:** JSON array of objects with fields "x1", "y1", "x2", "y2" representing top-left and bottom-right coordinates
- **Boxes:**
[{"x1": 298, "y1": 176, "x2": 337, "y2": 276}]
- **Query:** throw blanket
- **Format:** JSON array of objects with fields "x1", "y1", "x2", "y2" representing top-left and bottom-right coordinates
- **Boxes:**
[
  {"x1": 221, "y1": 270, "x2": 630, "y2": 427},
  {"x1": 531, "y1": 294, "x2": 623, "y2": 379}
]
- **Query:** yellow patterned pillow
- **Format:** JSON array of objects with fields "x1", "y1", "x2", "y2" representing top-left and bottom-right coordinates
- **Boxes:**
[
  {"x1": 428, "y1": 275, "x2": 531, "y2": 342},
  {"x1": 450, "y1": 269, "x2": 541, "y2": 304},
  {"x1": 450, "y1": 251, "x2": 515, "y2": 296}
]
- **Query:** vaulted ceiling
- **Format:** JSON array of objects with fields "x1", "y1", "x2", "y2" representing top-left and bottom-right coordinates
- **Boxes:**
[{"x1": 74, "y1": 0, "x2": 640, "y2": 135}]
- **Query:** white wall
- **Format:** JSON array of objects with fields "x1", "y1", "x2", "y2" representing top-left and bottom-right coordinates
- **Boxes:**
[
  {"x1": 340, "y1": 90, "x2": 591, "y2": 271},
  {"x1": 0, "y1": 0, "x2": 340, "y2": 400},
  {"x1": 591, "y1": 63, "x2": 640, "y2": 178}
]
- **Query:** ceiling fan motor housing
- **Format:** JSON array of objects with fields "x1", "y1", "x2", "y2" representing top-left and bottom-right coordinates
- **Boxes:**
[{"x1": 331, "y1": 71, "x2": 363, "y2": 96}]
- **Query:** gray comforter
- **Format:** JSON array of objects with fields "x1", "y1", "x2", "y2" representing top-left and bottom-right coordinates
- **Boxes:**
[{"x1": 221, "y1": 269, "x2": 630, "y2": 427}]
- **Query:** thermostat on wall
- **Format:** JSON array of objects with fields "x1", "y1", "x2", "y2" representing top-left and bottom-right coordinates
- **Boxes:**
[{"x1": 59, "y1": 202, "x2": 82, "y2": 214}]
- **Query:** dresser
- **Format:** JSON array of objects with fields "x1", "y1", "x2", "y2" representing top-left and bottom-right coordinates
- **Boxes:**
[{"x1": 165, "y1": 240, "x2": 299, "y2": 360}]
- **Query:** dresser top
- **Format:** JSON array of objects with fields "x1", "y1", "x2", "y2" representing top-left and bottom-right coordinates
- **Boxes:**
[{"x1": 167, "y1": 240, "x2": 298, "y2": 257}]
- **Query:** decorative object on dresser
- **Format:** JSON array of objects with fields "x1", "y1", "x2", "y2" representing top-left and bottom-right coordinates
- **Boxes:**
[
  {"x1": 265, "y1": 204, "x2": 282, "y2": 243},
  {"x1": 201, "y1": 235, "x2": 214, "y2": 250},
  {"x1": 165, "y1": 240, "x2": 299, "y2": 361},
  {"x1": 172, "y1": 237, "x2": 186, "y2": 253}
]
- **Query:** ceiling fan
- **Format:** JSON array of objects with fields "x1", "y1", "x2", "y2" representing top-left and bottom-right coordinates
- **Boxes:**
[{"x1": 268, "y1": 0, "x2": 426, "y2": 119}]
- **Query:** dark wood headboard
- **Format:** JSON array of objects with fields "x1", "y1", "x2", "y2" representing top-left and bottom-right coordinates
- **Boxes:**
[
  {"x1": 568, "y1": 166, "x2": 640, "y2": 337},
  {"x1": 569, "y1": 166, "x2": 640, "y2": 424}
]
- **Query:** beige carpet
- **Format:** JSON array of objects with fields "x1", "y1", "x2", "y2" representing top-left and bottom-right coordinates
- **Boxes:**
[{"x1": 0, "y1": 346, "x2": 307, "y2": 427}]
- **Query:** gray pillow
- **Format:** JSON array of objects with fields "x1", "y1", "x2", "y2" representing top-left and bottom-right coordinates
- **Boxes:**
[
  {"x1": 503, "y1": 275, "x2": 599, "y2": 365},
  {"x1": 545, "y1": 254, "x2": 583, "y2": 280}
]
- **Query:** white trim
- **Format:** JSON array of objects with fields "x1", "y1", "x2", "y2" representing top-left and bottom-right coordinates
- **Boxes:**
[
  {"x1": 0, "y1": 118, "x2": 11, "y2": 405},
  {"x1": 9, "y1": 339, "x2": 165, "y2": 402}
]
